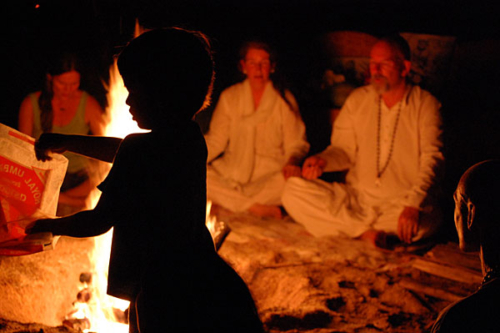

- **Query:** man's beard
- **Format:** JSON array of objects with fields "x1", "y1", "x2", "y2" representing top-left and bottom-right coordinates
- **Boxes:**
[{"x1": 371, "y1": 75, "x2": 389, "y2": 94}]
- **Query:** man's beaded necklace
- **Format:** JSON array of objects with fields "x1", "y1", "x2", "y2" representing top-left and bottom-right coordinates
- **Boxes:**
[{"x1": 375, "y1": 96, "x2": 403, "y2": 187}]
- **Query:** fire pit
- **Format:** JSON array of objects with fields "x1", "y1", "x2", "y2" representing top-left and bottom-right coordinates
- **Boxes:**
[
  {"x1": 213, "y1": 207, "x2": 481, "y2": 332},
  {"x1": 0, "y1": 207, "x2": 482, "y2": 333},
  {"x1": 0, "y1": 236, "x2": 94, "y2": 328}
]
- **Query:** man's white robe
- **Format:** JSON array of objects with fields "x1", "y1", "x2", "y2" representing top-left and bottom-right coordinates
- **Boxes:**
[
  {"x1": 205, "y1": 80, "x2": 309, "y2": 212},
  {"x1": 282, "y1": 85, "x2": 443, "y2": 238}
]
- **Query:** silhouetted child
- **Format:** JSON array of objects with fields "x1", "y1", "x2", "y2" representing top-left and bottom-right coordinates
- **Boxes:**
[{"x1": 28, "y1": 28, "x2": 264, "y2": 333}]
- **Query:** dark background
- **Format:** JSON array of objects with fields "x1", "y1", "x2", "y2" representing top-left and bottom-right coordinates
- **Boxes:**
[{"x1": 3, "y1": 0, "x2": 500, "y2": 241}]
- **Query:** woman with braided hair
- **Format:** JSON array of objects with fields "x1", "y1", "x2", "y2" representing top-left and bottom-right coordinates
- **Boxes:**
[{"x1": 18, "y1": 52, "x2": 105, "y2": 214}]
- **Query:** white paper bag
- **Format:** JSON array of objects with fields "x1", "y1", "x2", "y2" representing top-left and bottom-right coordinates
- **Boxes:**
[{"x1": 0, "y1": 123, "x2": 68, "y2": 255}]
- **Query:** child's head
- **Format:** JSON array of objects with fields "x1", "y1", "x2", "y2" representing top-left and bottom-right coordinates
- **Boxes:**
[{"x1": 118, "y1": 28, "x2": 215, "y2": 129}]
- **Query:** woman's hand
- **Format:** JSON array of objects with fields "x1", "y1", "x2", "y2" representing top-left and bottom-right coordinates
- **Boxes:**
[{"x1": 282, "y1": 164, "x2": 302, "y2": 180}]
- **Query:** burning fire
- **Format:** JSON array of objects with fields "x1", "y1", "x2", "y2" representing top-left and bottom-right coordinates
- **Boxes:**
[
  {"x1": 206, "y1": 200, "x2": 217, "y2": 237},
  {"x1": 64, "y1": 58, "x2": 141, "y2": 333},
  {"x1": 205, "y1": 201, "x2": 231, "y2": 251}
]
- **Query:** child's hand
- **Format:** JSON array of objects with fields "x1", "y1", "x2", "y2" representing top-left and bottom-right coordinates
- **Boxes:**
[
  {"x1": 25, "y1": 218, "x2": 54, "y2": 234},
  {"x1": 35, "y1": 133, "x2": 68, "y2": 161}
]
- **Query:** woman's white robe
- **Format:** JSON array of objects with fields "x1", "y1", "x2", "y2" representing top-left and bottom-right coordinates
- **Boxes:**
[{"x1": 204, "y1": 79, "x2": 309, "y2": 212}]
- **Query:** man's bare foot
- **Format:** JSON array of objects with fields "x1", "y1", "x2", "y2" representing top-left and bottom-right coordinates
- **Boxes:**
[
  {"x1": 359, "y1": 230, "x2": 401, "y2": 250},
  {"x1": 359, "y1": 229, "x2": 388, "y2": 248},
  {"x1": 248, "y1": 204, "x2": 283, "y2": 219}
]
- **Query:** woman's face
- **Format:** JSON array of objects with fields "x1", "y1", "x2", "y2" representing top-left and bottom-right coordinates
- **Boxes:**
[
  {"x1": 240, "y1": 48, "x2": 274, "y2": 87},
  {"x1": 50, "y1": 70, "x2": 81, "y2": 99}
]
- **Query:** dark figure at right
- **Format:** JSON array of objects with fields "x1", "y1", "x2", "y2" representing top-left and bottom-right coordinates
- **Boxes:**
[{"x1": 432, "y1": 159, "x2": 500, "y2": 333}]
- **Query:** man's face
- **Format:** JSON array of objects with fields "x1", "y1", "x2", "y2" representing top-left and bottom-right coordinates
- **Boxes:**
[
  {"x1": 453, "y1": 185, "x2": 479, "y2": 252},
  {"x1": 369, "y1": 41, "x2": 408, "y2": 94}
]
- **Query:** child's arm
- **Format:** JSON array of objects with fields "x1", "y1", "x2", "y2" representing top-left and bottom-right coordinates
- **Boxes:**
[
  {"x1": 35, "y1": 133, "x2": 123, "y2": 163},
  {"x1": 26, "y1": 209, "x2": 113, "y2": 238}
]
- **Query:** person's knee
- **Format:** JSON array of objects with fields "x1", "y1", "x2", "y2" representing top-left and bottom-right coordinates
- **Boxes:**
[
  {"x1": 283, "y1": 176, "x2": 309, "y2": 194},
  {"x1": 281, "y1": 176, "x2": 304, "y2": 206}
]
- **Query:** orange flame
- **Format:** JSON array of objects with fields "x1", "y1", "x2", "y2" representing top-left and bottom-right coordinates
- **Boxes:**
[{"x1": 75, "y1": 55, "x2": 149, "y2": 333}]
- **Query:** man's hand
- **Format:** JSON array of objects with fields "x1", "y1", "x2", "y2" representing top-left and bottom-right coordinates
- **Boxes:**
[
  {"x1": 35, "y1": 133, "x2": 68, "y2": 161},
  {"x1": 282, "y1": 164, "x2": 302, "y2": 180},
  {"x1": 301, "y1": 156, "x2": 327, "y2": 180},
  {"x1": 397, "y1": 206, "x2": 420, "y2": 244}
]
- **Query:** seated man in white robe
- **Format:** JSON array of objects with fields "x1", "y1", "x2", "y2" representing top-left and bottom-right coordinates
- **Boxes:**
[
  {"x1": 205, "y1": 40, "x2": 309, "y2": 219},
  {"x1": 282, "y1": 35, "x2": 443, "y2": 247}
]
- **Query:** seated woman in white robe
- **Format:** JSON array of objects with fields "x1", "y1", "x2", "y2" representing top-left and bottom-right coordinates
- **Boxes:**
[{"x1": 205, "y1": 40, "x2": 309, "y2": 219}]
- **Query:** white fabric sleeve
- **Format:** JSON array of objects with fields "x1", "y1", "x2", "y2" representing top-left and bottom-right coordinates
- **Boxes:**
[
  {"x1": 317, "y1": 96, "x2": 356, "y2": 172},
  {"x1": 403, "y1": 95, "x2": 444, "y2": 208},
  {"x1": 281, "y1": 91, "x2": 310, "y2": 164},
  {"x1": 204, "y1": 91, "x2": 231, "y2": 163}
]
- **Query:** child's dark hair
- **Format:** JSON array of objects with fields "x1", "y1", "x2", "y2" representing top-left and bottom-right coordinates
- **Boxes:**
[{"x1": 117, "y1": 27, "x2": 215, "y2": 121}]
